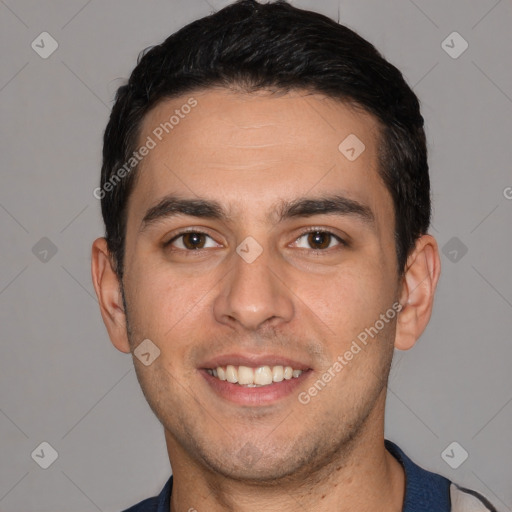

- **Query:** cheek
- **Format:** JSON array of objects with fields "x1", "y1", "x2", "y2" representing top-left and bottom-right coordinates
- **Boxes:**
[
  {"x1": 125, "y1": 262, "x2": 215, "y2": 345},
  {"x1": 297, "y1": 265, "x2": 390, "y2": 338},
  {"x1": 123, "y1": 263, "x2": 172, "y2": 336}
]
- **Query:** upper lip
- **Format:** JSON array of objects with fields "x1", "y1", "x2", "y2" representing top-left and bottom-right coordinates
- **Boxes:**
[{"x1": 199, "y1": 353, "x2": 312, "y2": 371}]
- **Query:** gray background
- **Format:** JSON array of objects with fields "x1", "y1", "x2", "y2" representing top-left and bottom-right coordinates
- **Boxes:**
[{"x1": 1, "y1": 0, "x2": 511, "y2": 510}]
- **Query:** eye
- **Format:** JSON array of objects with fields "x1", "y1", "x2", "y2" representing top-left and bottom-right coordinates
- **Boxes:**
[
  {"x1": 166, "y1": 231, "x2": 220, "y2": 250},
  {"x1": 292, "y1": 230, "x2": 345, "y2": 251}
]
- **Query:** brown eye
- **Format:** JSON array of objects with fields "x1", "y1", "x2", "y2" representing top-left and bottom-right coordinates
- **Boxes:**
[
  {"x1": 293, "y1": 230, "x2": 345, "y2": 251},
  {"x1": 182, "y1": 232, "x2": 206, "y2": 249},
  {"x1": 307, "y1": 231, "x2": 331, "y2": 249},
  {"x1": 167, "y1": 232, "x2": 218, "y2": 250}
]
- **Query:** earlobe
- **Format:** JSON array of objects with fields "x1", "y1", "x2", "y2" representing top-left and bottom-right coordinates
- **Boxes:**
[
  {"x1": 394, "y1": 234, "x2": 441, "y2": 351},
  {"x1": 91, "y1": 238, "x2": 131, "y2": 354}
]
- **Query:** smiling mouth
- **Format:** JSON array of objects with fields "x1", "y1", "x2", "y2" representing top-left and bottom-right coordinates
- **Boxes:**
[{"x1": 205, "y1": 365, "x2": 305, "y2": 387}]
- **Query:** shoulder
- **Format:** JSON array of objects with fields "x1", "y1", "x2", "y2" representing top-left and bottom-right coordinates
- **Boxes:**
[
  {"x1": 450, "y1": 483, "x2": 498, "y2": 512},
  {"x1": 121, "y1": 496, "x2": 160, "y2": 512},
  {"x1": 120, "y1": 475, "x2": 173, "y2": 512},
  {"x1": 385, "y1": 440, "x2": 497, "y2": 512}
]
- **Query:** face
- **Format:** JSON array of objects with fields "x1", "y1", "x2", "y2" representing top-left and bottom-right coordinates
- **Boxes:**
[{"x1": 120, "y1": 88, "x2": 401, "y2": 481}]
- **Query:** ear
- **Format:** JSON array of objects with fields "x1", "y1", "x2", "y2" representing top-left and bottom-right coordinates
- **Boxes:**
[
  {"x1": 395, "y1": 234, "x2": 441, "y2": 351},
  {"x1": 91, "y1": 237, "x2": 131, "y2": 353}
]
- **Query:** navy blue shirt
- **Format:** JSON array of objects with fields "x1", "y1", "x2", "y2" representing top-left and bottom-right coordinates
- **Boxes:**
[{"x1": 122, "y1": 440, "x2": 496, "y2": 512}]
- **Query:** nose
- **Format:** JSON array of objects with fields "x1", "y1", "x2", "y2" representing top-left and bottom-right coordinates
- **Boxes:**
[{"x1": 213, "y1": 243, "x2": 294, "y2": 332}]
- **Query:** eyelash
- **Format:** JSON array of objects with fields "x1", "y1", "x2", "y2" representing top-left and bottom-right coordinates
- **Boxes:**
[{"x1": 164, "y1": 228, "x2": 347, "y2": 254}]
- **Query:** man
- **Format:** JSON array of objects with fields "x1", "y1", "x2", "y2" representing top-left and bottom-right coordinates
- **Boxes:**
[{"x1": 91, "y1": 1, "x2": 497, "y2": 510}]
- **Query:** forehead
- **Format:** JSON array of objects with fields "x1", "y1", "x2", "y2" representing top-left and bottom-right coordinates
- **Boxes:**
[{"x1": 129, "y1": 88, "x2": 392, "y2": 226}]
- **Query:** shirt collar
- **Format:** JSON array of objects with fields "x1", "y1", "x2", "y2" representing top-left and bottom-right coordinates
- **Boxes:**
[
  {"x1": 155, "y1": 441, "x2": 452, "y2": 512},
  {"x1": 385, "y1": 439, "x2": 452, "y2": 512}
]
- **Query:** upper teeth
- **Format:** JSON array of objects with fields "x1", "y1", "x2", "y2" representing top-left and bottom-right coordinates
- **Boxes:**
[{"x1": 207, "y1": 365, "x2": 303, "y2": 386}]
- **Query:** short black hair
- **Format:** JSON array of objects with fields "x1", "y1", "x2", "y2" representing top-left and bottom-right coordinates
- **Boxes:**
[{"x1": 100, "y1": 0, "x2": 430, "y2": 279}]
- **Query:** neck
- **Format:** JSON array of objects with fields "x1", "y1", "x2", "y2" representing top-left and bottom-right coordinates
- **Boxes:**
[{"x1": 167, "y1": 421, "x2": 405, "y2": 512}]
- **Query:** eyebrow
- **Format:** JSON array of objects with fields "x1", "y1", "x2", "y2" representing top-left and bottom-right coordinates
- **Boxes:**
[{"x1": 140, "y1": 193, "x2": 375, "y2": 231}]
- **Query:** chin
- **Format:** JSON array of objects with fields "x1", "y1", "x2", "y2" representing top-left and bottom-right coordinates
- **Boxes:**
[
  {"x1": 194, "y1": 439, "x2": 322, "y2": 485},
  {"x1": 208, "y1": 456, "x2": 300, "y2": 484}
]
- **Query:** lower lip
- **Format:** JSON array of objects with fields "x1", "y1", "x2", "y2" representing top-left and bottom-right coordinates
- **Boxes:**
[{"x1": 200, "y1": 369, "x2": 311, "y2": 406}]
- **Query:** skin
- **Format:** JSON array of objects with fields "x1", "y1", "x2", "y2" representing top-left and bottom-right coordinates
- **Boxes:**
[{"x1": 92, "y1": 88, "x2": 441, "y2": 512}]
